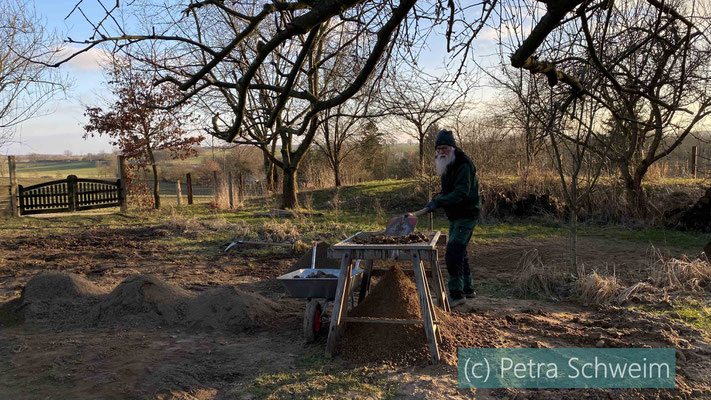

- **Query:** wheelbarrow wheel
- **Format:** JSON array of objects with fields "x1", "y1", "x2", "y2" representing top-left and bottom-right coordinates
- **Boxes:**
[{"x1": 304, "y1": 300, "x2": 322, "y2": 343}]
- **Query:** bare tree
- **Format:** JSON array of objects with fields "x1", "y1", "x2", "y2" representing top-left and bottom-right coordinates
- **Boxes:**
[
  {"x1": 315, "y1": 95, "x2": 377, "y2": 187},
  {"x1": 380, "y1": 70, "x2": 469, "y2": 175},
  {"x1": 492, "y1": 0, "x2": 711, "y2": 215},
  {"x1": 0, "y1": 0, "x2": 68, "y2": 148},
  {"x1": 55, "y1": 0, "x2": 706, "y2": 209}
]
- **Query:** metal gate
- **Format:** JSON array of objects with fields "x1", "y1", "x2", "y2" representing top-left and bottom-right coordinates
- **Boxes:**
[{"x1": 17, "y1": 175, "x2": 123, "y2": 215}]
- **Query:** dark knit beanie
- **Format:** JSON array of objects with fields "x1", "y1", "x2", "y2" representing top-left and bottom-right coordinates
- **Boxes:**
[{"x1": 435, "y1": 129, "x2": 456, "y2": 148}]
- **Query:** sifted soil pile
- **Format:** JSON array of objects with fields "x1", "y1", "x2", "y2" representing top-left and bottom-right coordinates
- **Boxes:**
[
  {"x1": 339, "y1": 266, "x2": 503, "y2": 366},
  {"x1": 3, "y1": 273, "x2": 280, "y2": 332},
  {"x1": 93, "y1": 275, "x2": 282, "y2": 331},
  {"x1": 93, "y1": 275, "x2": 195, "y2": 327},
  {"x1": 23, "y1": 272, "x2": 106, "y2": 300},
  {"x1": 19, "y1": 272, "x2": 106, "y2": 324}
]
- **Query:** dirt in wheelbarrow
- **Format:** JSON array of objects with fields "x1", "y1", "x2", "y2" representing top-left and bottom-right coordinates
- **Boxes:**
[{"x1": 338, "y1": 266, "x2": 505, "y2": 366}]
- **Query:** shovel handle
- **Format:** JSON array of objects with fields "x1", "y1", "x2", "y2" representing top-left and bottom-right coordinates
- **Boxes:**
[{"x1": 411, "y1": 207, "x2": 430, "y2": 217}]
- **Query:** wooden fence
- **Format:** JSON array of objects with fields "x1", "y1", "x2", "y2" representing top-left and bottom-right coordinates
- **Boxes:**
[{"x1": 17, "y1": 175, "x2": 123, "y2": 215}]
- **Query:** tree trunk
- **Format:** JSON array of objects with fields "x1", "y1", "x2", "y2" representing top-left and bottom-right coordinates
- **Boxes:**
[
  {"x1": 281, "y1": 167, "x2": 299, "y2": 209},
  {"x1": 569, "y1": 177, "x2": 578, "y2": 274},
  {"x1": 151, "y1": 163, "x2": 160, "y2": 209},
  {"x1": 620, "y1": 163, "x2": 648, "y2": 216},
  {"x1": 418, "y1": 140, "x2": 425, "y2": 176},
  {"x1": 334, "y1": 161, "x2": 341, "y2": 187}
]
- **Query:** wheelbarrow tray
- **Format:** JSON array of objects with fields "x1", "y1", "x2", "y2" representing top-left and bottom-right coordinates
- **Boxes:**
[{"x1": 277, "y1": 268, "x2": 363, "y2": 299}]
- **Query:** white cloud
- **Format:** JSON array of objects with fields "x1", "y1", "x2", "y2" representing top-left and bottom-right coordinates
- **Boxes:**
[{"x1": 56, "y1": 45, "x2": 111, "y2": 71}]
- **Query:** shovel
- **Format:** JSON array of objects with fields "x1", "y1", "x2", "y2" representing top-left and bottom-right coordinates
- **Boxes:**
[{"x1": 383, "y1": 208, "x2": 429, "y2": 236}]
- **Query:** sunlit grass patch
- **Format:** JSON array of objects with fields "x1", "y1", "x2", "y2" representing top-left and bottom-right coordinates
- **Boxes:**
[{"x1": 247, "y1": 367, "x2": 393, "y2": 400}]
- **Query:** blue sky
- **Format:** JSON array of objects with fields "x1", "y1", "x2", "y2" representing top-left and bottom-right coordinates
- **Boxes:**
[
  {"x1": 4, "y1": 1, "x2": 499, "y2": 156},
  {"x1": 4, "y1": 0, "x2": 115, "y2": 155}
]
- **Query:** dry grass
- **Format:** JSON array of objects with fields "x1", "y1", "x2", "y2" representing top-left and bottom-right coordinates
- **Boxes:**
[
  {"x1": 648, "y1": 247, "x2": 711, "y2": 292},
  {"x1": 514, "y1": 249, "x2": 561, "y2": 299},
  {"x1": 576, "y1": 246, "x2": 711, "y2": 306},
  {"x1": 163, "y1": 213, "x2": 233, "y2": 238},
  {"x1": 578, "y1": 269, "x2": 623, "y2": 305},
  {"x1": 230, "y1": 219, "x2": 302, "y2": 243}
]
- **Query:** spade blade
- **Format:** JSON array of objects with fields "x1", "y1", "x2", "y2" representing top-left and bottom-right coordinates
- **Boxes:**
[{"x1": 384, "y1": 214, "x2": 418, "y2": 236}]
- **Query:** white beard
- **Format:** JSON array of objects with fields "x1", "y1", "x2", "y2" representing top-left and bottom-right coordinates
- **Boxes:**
[{"x1": 435, "y1": 151, "x2": 455, "y2": 176}]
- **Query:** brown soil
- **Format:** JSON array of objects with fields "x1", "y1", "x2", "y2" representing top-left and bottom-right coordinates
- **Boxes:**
[
  {"x1": 8, "y1": 272, "x2": 281, "y2": 332},
  {"x1": 0, "y1": 222, "x2": 710, "y2": 399},
  {"x1": 339, "y1": 266, "x2": 503, "y2": 366},
  {"x1": 352, "y1": 232, "x2": 430, "y2": 244}
]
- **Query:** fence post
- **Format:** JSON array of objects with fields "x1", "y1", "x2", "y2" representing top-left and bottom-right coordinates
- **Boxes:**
[
  {"x1": 228, "y1": 171, "x2": 234, "y2": 209},
  {"x1": 176, "y1": 179, "x2": 183, "y2": 205},
  {"x1": 691, "y1": 146, "x2": 698, "y2": 179},
  {"x1": 117, "y1": 155, "x2": 128, "y2": 212},
  {"x1": 67, "y1": 175, "x2": 78, "y2": 212},
  {"x1": 8, "y1": 156, "x2": 19, "y2": 217},
  {"x1": 186, "y1": 173, "x2": 193, "y2": 205}
]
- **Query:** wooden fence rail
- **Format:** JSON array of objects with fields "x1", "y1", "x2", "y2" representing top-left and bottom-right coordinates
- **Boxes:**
[{"x1": 17, "y1": 175, "x2": 123, "y2": 215}]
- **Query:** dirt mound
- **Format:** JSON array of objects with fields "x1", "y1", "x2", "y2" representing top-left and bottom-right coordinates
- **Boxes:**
[
  {"x1": 22, "y1": 272, "x2": 106, "y2": 301},
  {"x1": 3, "y1": 273, "x2": 279, "y2": 332},
  {"x1": 94, "y1": 275, "x2": 280, "y2": 331},
  {"x1": 185, "y1": 287, "x2": 281, "y2": 331},
  {"x1": 290, "y1": 241, "x2": 340, "y2": 271},
  {"x1": 339, "y1": 266, "x2": 502, "y2": 366},
  {"x1": 16, "y1": 272, "x2": 106, "y2": 324},
  {"x1": 93, "y1": 275, "x2": 194, "y2": 327}
]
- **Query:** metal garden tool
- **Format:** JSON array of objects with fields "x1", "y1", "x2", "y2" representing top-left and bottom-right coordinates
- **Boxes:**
[{"x1": 384, "y1": 208, "x2": 429, "y2": 236}]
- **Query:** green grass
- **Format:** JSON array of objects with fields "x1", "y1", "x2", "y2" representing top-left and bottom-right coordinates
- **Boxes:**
[
  {"x1": 246, "y1": 352, "x2": 394, "y2": 400},
  {"x1": 632, "y1": 299, "x2": 711, "y2": 334},
  {"x1": 15, "y1": 160, "x2": 109, "y2": 178}
]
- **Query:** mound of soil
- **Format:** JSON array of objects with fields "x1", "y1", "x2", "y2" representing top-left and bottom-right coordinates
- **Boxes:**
[
  {"x1": 185, "y1": 287, "x2": 281, "y2": 331},
  {"x1": 94, "y1": 275, "x2": 281, "y2": 331},
  {"x1": 4, "y1": 273, "x2": 279, "y2": 332},
  {"x1": 291, "y1": 241, "x2": 340, "y2": 271},
  {"x1": 18, "y1": 272, "x2": 106, "y2": 324},
  {"x1": 93, "y1": 275, "x2": 195, "y2": 327},
  {"x1": 339, "y1": 266, "x2": 503, "y2": 366},
  {"x1": 23, "y1": 272, "x2": 106, "y2": 301}
]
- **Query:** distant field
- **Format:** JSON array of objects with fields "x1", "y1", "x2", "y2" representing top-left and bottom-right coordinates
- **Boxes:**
[{"x1": 14, "y1": 160, "x2": 112, "y2": 179}]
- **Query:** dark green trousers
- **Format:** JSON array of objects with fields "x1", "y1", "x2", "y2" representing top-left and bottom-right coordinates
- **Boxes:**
[{"x1": 446, "y1": 218, "x2": 477, "y2": 297}]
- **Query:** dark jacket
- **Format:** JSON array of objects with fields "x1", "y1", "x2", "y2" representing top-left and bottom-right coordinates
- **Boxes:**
[{"x1": 433, "y1": 149, "x2": 480, "y2": 220}]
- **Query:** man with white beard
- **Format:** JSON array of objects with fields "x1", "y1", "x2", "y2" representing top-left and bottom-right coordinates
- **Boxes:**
[{"x1": 411, "y1": 129, "x2": 480, "y2": 307}]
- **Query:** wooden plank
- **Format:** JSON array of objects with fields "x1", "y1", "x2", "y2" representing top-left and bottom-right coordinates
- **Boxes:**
[
  {"x1": 412, "y1": 251, "x2": 440, "y2": 364},
  {"x1": 430, "y1": 251, "x2": 449, "y2": 311},
  {"x1": 342, "y1": 317, "x2": 440, "y2": 325},
  {"x1": 326, "y1": 252, "x2": 352, "y2": 358},
  {"x1": 419, "y1": 251, "x2": 442, "y2": 343}
]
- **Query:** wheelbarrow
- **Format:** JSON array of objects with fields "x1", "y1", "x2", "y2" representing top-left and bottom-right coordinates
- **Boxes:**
[{"x1": 277, "y1": 242, "x2": 362, "y2": 343}]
